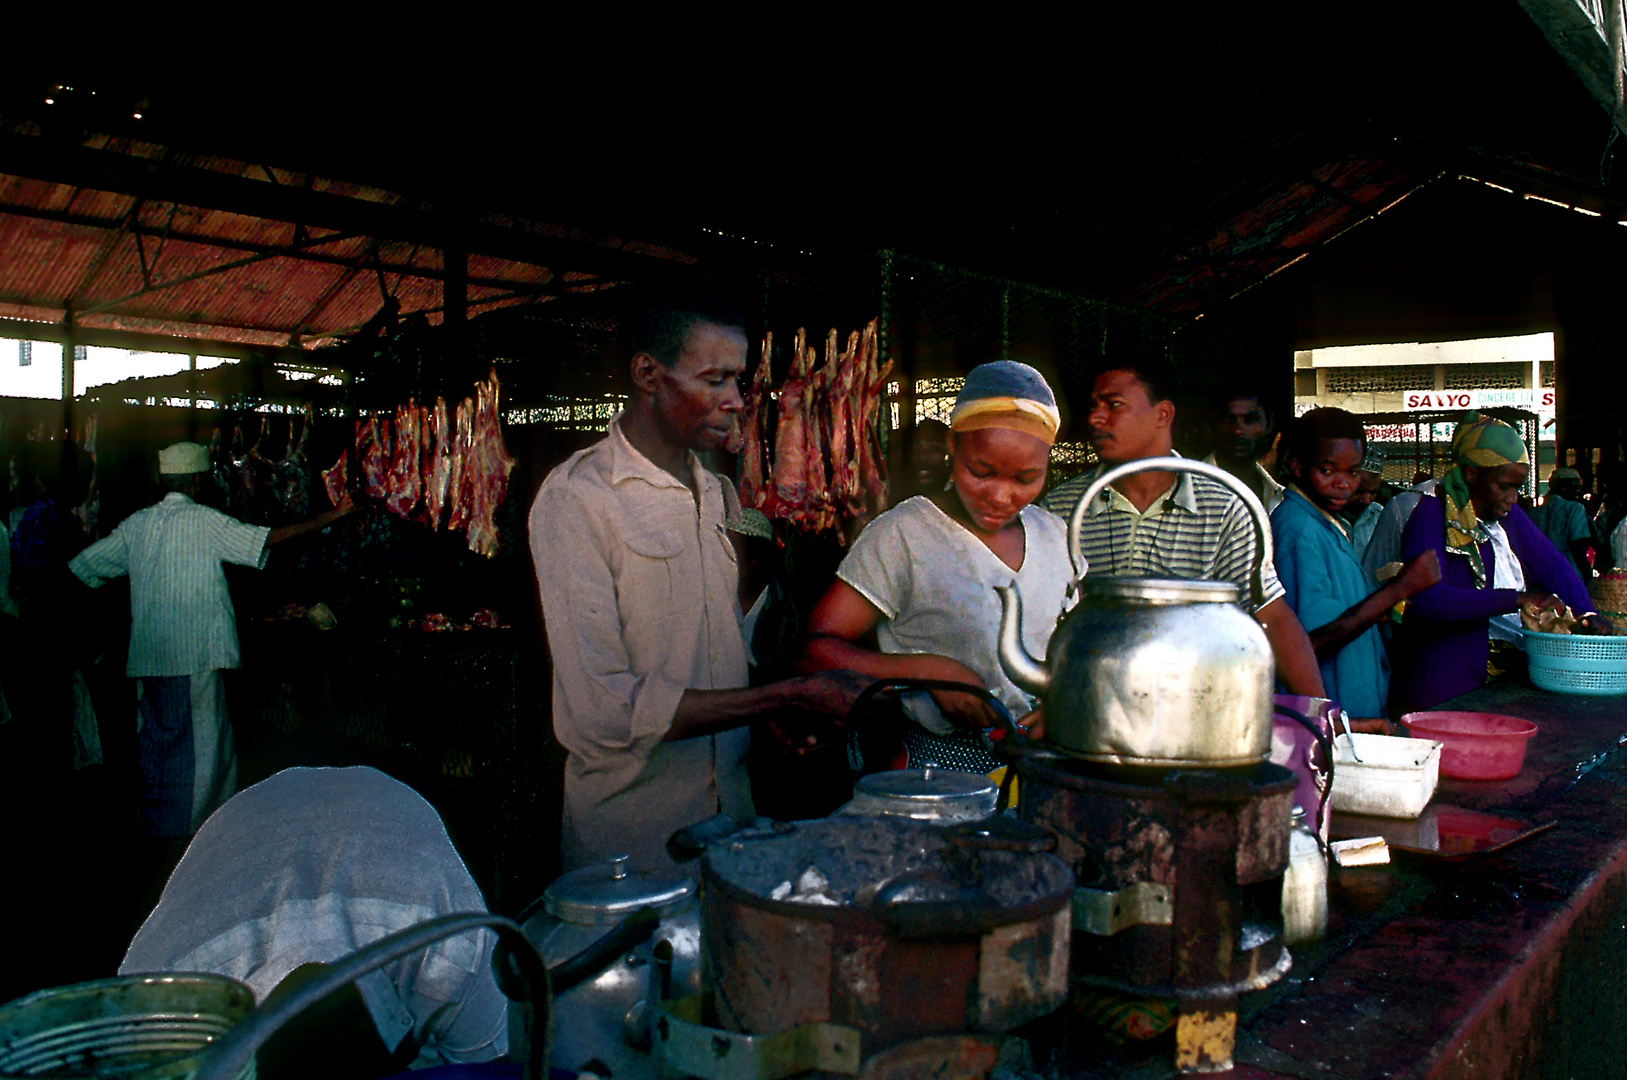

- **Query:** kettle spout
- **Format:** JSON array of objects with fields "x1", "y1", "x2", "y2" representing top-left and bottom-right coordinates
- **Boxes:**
[{"x1": 994, "y1": 584, "x2": 1051, "y2": 698}]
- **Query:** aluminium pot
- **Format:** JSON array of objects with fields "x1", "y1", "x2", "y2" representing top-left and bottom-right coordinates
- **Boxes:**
[
  {"x1": 834, "y1": 767, "x2": 1000, "y2": 824},
  {"x1": 699, "y1": 816, "x2": 1072, "y2": 1054},
  {"x1": 997, "y1": 456, "x2": 1277, "y2": 767},
  {"x1": 518, "y1": 854, "x2": 700, "y2": 1079}
]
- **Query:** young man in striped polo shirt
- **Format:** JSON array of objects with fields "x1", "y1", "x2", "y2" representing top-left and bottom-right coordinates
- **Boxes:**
[{"x1": 1042, "y1": 363, "x2": 1325, "y2": 698}]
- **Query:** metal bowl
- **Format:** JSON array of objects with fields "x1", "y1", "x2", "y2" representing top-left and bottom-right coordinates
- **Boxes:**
[{"x1": 0, "y1": 973, "x2": 256, "y2": 1080}]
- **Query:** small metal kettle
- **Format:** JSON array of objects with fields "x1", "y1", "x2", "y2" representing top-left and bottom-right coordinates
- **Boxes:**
[
  {"x1": 997, "y1": 456, "x2": 1277, "y2": 768},
  {"x1": 517, "y1": 854, "x2": 701, "y2": 1079},
  {"x1": 835, "y1": 767, "x2": 1001, "y2": 823}
]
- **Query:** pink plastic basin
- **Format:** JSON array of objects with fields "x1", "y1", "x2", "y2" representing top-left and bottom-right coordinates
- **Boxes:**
[{"x1": 1402, "y1": 711, "x2": 1538, "y2": 781}]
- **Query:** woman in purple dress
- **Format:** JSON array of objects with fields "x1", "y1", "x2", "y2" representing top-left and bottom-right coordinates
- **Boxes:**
[{"x1": 1389, "y1": 414, "x2": 1609, "y2": 716}]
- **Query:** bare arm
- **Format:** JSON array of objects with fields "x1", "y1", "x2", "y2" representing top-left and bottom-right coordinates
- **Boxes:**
[
  {"x1": 799, "y1": 579, "x2": 996, "y2": 726},
  {"x1": 267, "y1": 492, "x2": 354, "y2": 546},
  {"x1": 664, "y1": 671, "x2": 875, "y2": 741},
  {"x1": 1306, "y1": 551, "x2": 1441, "y2": 661},
  {"x1": 1257, "y1": 597, "x2": 1326, "y2": 698}
]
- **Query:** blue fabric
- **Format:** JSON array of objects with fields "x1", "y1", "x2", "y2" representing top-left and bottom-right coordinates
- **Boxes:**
[
  {"x1": 954, "y1": 359, "x2": 1057, "y2": 409},
  {"x1": 1528, "y1": 494, "x2": 1591, "y2": 579},
  {"x1": 1349, "y1": 500, "x2": 1383, "y2": 571},
  {"x1": 137, "y1": 675, "x2": 194, "y2": 839},
  {"x1": 1271, "y1": 489, "x2": 1389, "y2": 717}
]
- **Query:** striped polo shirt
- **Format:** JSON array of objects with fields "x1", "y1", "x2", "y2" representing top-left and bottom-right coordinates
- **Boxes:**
[{"x1": 1042, "y1": 459, "x2": 1284, "y2": 612}]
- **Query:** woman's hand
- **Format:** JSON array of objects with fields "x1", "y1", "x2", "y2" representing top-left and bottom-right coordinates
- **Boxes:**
[
  {"x1": 1581, "y1": 613, "x2": 1615, "y2": 636},
  {"x1": 1516, "y1": 591, "x2": 1566, "y2": 615},
  {"x1": 910, "y1": 656, "x2": 998, "y2": 729}
]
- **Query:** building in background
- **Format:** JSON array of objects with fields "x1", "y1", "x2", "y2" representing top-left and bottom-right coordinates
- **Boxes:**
[{"x1": 1293, "y1": 333, "x2": 1556, "y2": 490}]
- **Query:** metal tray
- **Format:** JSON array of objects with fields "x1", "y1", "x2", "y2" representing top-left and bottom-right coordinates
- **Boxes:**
[{"x1": 1330, "y1": 804, "x2": 1556, "y2": 862}]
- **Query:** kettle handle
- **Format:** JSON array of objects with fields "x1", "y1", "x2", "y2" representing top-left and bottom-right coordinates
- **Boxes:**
[
  {"x1": 1064, "y1": 456, "x2": 1274, "y2": 609},
  {"x1": 851, "y1": 677, "x2": 1025, "y2": 741}
]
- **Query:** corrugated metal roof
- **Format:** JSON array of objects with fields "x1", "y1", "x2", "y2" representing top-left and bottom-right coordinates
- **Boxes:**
[
  {"x1": 1121, "y1": 157, "x2": 1432, "y2": 314},
  {"x1": 0, "y1": 125, "x2": 697, "y2": 355}
]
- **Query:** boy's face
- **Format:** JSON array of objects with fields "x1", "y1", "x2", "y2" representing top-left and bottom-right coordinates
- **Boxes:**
[{"x1": 1292, "y1": 437, "x2": 1364, "y2": 515}]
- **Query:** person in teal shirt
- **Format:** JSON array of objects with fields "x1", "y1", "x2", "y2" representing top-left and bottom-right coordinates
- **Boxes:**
[{"x1": 1271, "y1": 409, "x2": 1440, "y2": 721}]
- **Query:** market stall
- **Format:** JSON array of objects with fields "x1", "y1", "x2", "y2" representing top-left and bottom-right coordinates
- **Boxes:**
[{"x1": 1218, "y1": 677, "x2": 1627, "y2": 1080}]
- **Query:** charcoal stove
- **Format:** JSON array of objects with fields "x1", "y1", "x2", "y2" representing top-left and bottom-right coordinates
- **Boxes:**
[
  {"x1": 1015, "y1": 753, "x2": 1297, "y2": 1074},
  {"x1": 653, "y1": 816, "x2": 1074, "y2": 1080}
]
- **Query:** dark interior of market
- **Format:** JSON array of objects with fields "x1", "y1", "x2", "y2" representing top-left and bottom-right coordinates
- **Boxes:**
[{"x1": 4, "y1": 4, "x2": 1627, "y2": 1076}]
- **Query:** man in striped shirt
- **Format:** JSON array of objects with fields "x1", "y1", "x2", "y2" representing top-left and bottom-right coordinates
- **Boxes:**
[
  {"x1": 1043, "y1": 364, "x2": 1325, "y2": 697},
  {"x1": 70, "y1": 441, "x2": 354, "y2": 838}
]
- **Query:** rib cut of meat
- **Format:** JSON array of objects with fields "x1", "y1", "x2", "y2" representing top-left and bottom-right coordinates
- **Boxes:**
[
  {"x1": 424, "y1": 396, "x2": 451, "y2": 527},
  {"x1": 273, "y1": 408, "x2": 312, "y2": 522},
  {"x1": 736, "y1": 332, "x2": 773, "y2": 509},
  {"x1": 357, "y1": 415, "x2": 390, "y2": 501},
  {"x1": 448, "y1": 394, "x2": 474, "y2": 532},
  {"x1": 751, "y1": 318, "x2": 888, "y2": 540},
  {"x1": 463, "y1": 370, "x2": 516, "y2": 557},
  {"x1": 828, "y1": 331, "x2": 859, "y2": 507},
  {"x1": 384, "y1": 400, "x2": 422, "y2": 520},
  {"x1": 322, "y1": 450, "x2": 347, "y2": 509},
  {"x1": 771, "y1": 329, "x2": 814, "y2": 515}
]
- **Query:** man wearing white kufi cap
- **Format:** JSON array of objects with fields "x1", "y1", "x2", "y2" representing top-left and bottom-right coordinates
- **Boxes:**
[{"x1": 69, "y1": 441, "x2": 354, "y2": 837}]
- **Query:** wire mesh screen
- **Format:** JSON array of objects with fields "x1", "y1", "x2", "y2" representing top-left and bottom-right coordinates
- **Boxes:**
[{"x1": 883, "y1": 253, "x2": 1225, "y2": 482}]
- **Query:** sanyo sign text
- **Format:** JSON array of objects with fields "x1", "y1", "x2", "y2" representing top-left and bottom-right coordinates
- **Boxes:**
[{"x1": 1402, "y1": 389, "x2": 1555, "y2": 412}]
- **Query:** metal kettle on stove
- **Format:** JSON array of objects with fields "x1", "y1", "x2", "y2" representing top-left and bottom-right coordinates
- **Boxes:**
[{"x1": 997, "y1": 456, "x2": 1276, "y2": 768}]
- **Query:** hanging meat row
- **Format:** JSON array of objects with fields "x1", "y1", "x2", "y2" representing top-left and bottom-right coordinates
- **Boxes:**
[
  {"x1": 209, "y1": 406, "x2": 313, "y2": 527},
  {"x1": 323, "y1": 367, "x2": 516, "y2": 557},
  {"x1": 733, "y1": 319, "x2": 893, "y2": 537}
]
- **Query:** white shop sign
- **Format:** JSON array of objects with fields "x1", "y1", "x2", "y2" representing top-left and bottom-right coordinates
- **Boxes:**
[{"x1": 1401, "y1": 389, "x2": 1555, "y2": 415}]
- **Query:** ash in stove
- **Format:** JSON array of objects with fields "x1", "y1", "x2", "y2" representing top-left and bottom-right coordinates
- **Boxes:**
[
  {"x1": 708, "y1": 818, "x2": 1072, "y2": 913},
  {"x1": 768, "y1": 866, "x2": 841, "y2": 905}
]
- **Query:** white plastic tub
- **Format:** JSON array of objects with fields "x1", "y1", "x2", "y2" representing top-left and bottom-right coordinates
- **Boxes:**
[{"x1": 1330, "y1": 733, "x2": 1443, "y2": 818}]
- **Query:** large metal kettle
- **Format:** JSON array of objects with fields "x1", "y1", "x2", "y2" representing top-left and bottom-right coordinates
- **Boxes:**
[{"x1": 997, "y1": 456, "x2": 1276, "y2": 767}]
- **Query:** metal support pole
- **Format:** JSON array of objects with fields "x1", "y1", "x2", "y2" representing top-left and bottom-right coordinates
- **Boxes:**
[
  {"x1": 188, "y1": 352, "x2": 199, "y2": 440},
  {"x1": 61, "y1": 305, "x2": 75, "y2": 440},
  {"x1": 445, "y1": 234, "x2": 468, "y2": 384}
]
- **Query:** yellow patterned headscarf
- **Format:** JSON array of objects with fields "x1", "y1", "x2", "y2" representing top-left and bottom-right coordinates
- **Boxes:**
[
  {"x1": 949, "y1": 361, "x2": 1061, "y2": 446},
  {"x1": 1439, "y1": 413, "x2": 1529, "y2": 588}
]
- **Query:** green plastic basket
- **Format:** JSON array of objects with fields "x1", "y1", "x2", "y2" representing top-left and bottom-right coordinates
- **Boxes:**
[{"x1": 1524, "y1": 630, "x2": 1627, "y2": 696}]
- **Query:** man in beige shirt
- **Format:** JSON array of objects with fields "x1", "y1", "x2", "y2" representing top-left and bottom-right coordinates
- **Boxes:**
[{"x1": 530, "y1": 296, "x2": 867, "y2": 870}]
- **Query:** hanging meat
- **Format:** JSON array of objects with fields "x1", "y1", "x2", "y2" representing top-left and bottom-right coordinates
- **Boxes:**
[
  {"x1": 272, "y1": 407, "x2": 312, "y2": 522},
  {"x1": 732, "y1": 333, "x2": 774, "y2": 509},
  {"x1": 424, "y1": 396, "x2": 451, "y2": 527},
  {"x1": 322, "y1": 451, "x2": 348, "y2": 509},
  {"x1": 742, "y1": 318, "x2": 891, "y2": 542},
  {"x1": 447, "y1": 393, "x2": 474, "y2": 533},
  {"x1": 322, "y1": 369, "x2": 515, "y2": 557},
  {"x1": 357, "y1": 414, "x2": 390, "y2": 501},
  {"x1": 769, "y1": 328, "x2": 815, "y2": 518},
  {"x1": 384, "y1": 400, "x2": 423, "y2": 520},
  {"x1": 462, "y1": 371, "x2": 517, "y2": 558}
]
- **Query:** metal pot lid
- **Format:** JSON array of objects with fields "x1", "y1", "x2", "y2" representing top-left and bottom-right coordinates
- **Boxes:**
[
  {"x1": 855, "y1": 768, "x2": 997, "y2": 805},
  {"x1": 544, "y1": 854, "x2": 696, "y2": 925},
  {"x1": 1081, "y1": 576, "x2": 1240, "y2": 604}
]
